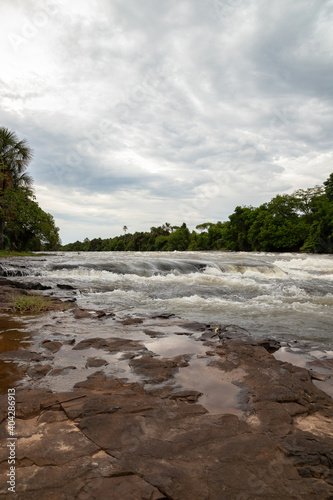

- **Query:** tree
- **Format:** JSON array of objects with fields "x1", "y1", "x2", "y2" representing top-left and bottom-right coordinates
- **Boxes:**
[
  {"x1": 0, "y1": 127, "x2": 33, "y2": 249},
  {"x1": 324, "y1": 173, "x2": 333, "y2": 202},
  {"x1": 166, "y1": 223, "x2": 190, "y2": 251},
  {"x1": 4, "y1": 189, "x2": 61, "y2": 250}
]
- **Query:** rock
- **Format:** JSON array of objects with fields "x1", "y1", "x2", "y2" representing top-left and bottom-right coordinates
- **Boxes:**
[
  {"x1": 95, "y1": 310, "x2": 106, "y2": 318},
  {"x1": 1, "y1": 312, "x2": 333, "y2": 499},
  {"x1": 257, "y1": 338, "x2": 281, "y2": 353},
  {"x1": 0, "y1": 350, "x2": 44, "y2": 362},
  {"x1": 73, "y1": 337, "x2": 145, "y2": 353},
  {"x1": 27, "y1": 364, "x2": 52, "y2": 379},
  {"x1": 129, "y1": 354, "x2": 189, "y2": 383},
  {"x1": 49, "y1": 366, "x2": 77, "y2": 376},
  {"x1": 85, "y1": 358, "x2": 108, "y2": 368},
  {"x1": 143, "y1": 329, "x2": 165, "y2": 338},
  {"x1": 170, "y1": 390, "x2": 202, "y2": 402},
  {"x1": 82, "y1": 475, "x2": 167, "y2": 500},
  {"x1": 179, "y1": 321, "x2": 207, "y2": 332},
  {"x1": 41, "y1": 341, "x2": 63, "y2": 353},
  {"x1": 0, "y1": 265, "x2": 28, "y2": 277},
  {"x1": 0, "y1": 278, "x2": 51, "y2": 290},
  {"x1": 310, "y1": 370, "x2": 330, "y2": 381},
  {"x1": 73, "y1": 308, "x2": 93, "y2": 319},
  {"x1": 120, "y1": 317, "x2": 144, "y2": 325},
  {"x1": 57, "y1": 283, "x2": 75, "y2": 290},
  {"x1": 151, "y1": 312, "x2": 176, "y2": 319}
]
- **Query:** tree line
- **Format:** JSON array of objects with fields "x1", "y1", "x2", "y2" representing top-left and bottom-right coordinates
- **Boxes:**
[
  {"x1": 63, "y1": 173, "x2": 333, "y2": 253},
  {"x1": 0, "y1": 127, "x2": 61, "y2": 251}
]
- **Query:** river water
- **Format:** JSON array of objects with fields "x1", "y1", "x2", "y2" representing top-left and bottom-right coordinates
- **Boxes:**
[{"x1": 6, "y1": 251, "x2": 333, "y2": 348}]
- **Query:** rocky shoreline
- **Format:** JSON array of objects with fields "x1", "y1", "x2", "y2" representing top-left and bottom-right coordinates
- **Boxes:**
[{"x1": 0, "y1": 278, "x2": 333, "y2": 499}]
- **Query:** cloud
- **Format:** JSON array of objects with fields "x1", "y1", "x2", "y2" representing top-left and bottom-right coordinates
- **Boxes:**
[{"x1": 1, "y1": 0, "x2": 333, "y2": 243}]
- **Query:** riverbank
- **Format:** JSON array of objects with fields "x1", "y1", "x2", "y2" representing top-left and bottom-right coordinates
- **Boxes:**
[{"x1": 0, "y1": 278, "x2": 333, "y2": 499}]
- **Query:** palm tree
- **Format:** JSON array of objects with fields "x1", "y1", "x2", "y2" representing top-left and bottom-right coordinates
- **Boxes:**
[{"x1": 0, "y1": 127, "x2": 34, "y2": 249}]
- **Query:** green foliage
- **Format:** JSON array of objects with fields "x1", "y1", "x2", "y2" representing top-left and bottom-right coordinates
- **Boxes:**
[
  {"x1": 11, "y1": 294, "x2": 53, "y2": 312},
  {"x1": 3, "y1": 187, "x2": 61, "y2": 251},
  {"x1": 0, "y1": 127, "x2": 60, "y2": 251},
  {"x1": 62, "y1": 173, "x2": 333, "y2": 254}
]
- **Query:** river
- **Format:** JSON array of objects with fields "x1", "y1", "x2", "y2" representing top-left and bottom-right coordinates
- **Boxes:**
[{"x1": 4, "y1": 250, "x2": 333, "y2": 348}]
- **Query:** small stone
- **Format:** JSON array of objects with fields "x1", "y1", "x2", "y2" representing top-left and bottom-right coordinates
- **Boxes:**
[{"x1": 85, "y1": 358, "x2": 108, "y2": 368}]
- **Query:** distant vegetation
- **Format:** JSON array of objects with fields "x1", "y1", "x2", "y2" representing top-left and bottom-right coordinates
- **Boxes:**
[
  {"x1": 63, "y1": 174, "x2": 333, "y2": 254},
  {"x1": 0, "y1": 127, "x2": 61, "y2": 252}
]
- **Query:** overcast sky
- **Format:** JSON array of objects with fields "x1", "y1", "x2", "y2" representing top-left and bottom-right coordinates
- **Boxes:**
[{"x1": 1, "y1": 0, "x2": 333, "y2": 244}]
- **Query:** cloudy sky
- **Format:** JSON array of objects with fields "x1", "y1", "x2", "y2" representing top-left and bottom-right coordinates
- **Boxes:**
[{"x1": 1, "y1": 0, "x2": 333, "y2": 244}]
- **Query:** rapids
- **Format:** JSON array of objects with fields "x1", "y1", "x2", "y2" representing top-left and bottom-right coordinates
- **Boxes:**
[{"x1": 3, "y1": 251, "x2": 333, "y2": 347}]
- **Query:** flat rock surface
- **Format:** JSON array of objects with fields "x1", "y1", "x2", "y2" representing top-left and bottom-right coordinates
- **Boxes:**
[{"x1": 0, "y1": 306, "x2": 333, "y2": 499}]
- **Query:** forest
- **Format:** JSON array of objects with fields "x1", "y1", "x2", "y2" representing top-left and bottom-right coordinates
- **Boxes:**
[
  {"x1": 0, "y1": 127, "x2": 61, "y2": 251},
  {"x1": 63, "y1": 173, "x2": 333, "y2": 254}
]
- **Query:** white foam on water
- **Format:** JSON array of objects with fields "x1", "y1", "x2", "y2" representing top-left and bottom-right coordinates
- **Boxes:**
[{"x1": 16, "y1": 251, "x2": 333, "y2": 347}]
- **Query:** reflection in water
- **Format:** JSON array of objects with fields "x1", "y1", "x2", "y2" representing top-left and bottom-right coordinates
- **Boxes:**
[
  {"x1": 273, "y1": 347, "x2": 308, "y2": 368},
  {"x1": 0, "y1": 316, "x2": 31, "y2": 394},
  {"x1": 174, "y1": 358, "x2": 244, "y2": 415}
]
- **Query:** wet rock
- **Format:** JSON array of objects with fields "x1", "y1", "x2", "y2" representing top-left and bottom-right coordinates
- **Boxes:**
[
  {"x1": 63, "y1": 338, "x2": 76, "y2": 346},
  {"x1": 95, "y1": 310, "x2": 106, "y2": 318},
  {"x1": 0, "y1": 266, "x2": 28, "y2": 277},
  {"x1": 308, "y1": 358, "x2": 333, "y2": 370},
  {"x1": 85, "y1": 357, "x2": 108, "y2": 368},
  {"x1": 143, "y1": 329, "x2": 165, "y2": 338},
  {"x1": 57, "y1": 283, "x2": 75, "y2": 290},
  {"x1": 129, "y1": 354, "x2": 189, "y2": 383},
  {"x1": 27, "y1": 364, "x2": 52, "y2": 379},
  {"x1": 41, "y1": 341, "x2": 63, "y2": 353},
  {"x1": 310, "y1": 370, "x2": 330, "y2": 381},
  {"x1": 73, "y1": 337, "x2": 145, "y2": 353},
  {"x1": 120, "y1": 317, "x2": 144, "y2": 325},
  {"x1": 1, "y1": 311, "x2": 333, "y2": 499},
  {"x1": 179, "y1": 321, "x2": 207, "y2": 332},
  {"x1": 0, "y1": 350, "x2": 44, "y2": 362},
  {"x1": 257, "y1": 338, "x2": 281, "y2": 353},
  {"x1": 151, "y1": 312, "x2": 176, "y2": 319},
  {"x1": 73, "y1": 308, "x2": 93, "y2": 319},
  {"x1": 0, "y1": 278, "x2": 51, "y2": 290},
  {"x1": 49, "y1": 366, "x2": 77, "y2": 376},
  {"x1": 170, "y1": 390, "x2": 202, "y2": 402}
]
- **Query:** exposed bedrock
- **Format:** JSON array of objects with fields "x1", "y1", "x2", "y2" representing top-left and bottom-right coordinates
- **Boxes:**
[{"x1": 0, "y1": 329, "x2": 332, "y2": 499}]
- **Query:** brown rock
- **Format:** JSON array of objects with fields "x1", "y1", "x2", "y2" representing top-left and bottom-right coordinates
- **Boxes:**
[
  {"x1": 49, "y1": 366, "x2": 77, "y2": 376},
  {"x1": 73, "y1": 337, "x2": 145, "y2": 353},
  {"x1": 81, "y1": 475, "x2": 166, "y2": 500},
  {"x1": 27, "y1": 364, "x2": 52, "y2": 379},
  {"x1": 129, "y1": 354, "x2": 189, "y2": 383},
  {"x1": 85, "y1": 357, "x2": 108, "y2": 368},
  {"x1": 41, "y1": 341, "x2": 62, "y2": 353},
  {"x1": 120, "y1": 317, "x2": 144, "y2": 325},
  {"x1": 73, "y1": 308, "x2": 92, "y2": 319}
]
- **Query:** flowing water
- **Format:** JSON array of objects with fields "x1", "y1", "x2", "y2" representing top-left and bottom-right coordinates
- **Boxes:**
[{"x1": 4, "y1": 250, "x2": 333, "y2": 347}]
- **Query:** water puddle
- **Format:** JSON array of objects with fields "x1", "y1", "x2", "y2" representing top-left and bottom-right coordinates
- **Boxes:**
[
  {"x1": 0, "y1": 315, "x2": 32, "y2": 394},
  {"x1": 143, "y1": 334, "x2": 245, "y2": 415},
  {"x1": 0, "y1": 311, "x2": 247, "y2": 415},
  {"x1": 145, "y1": 334, "x2": 205, "y2": 357},
  {"x1": 35, "y1": 345, "x2": 142, "y2": 392},
  {"x1": 174, "y1": 358, "x2": 244, "y2": 415},
  {"x1": 274, "y1": 346, "x2": 333, "y2": 400},
  {"x1": 273, "y1": 347, "x2": 308, "y2": 368}
]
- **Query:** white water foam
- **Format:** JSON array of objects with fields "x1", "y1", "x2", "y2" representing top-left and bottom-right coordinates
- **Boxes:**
[{"x1": 14, "y1": 251, "x2": 333, "y2": 346}]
